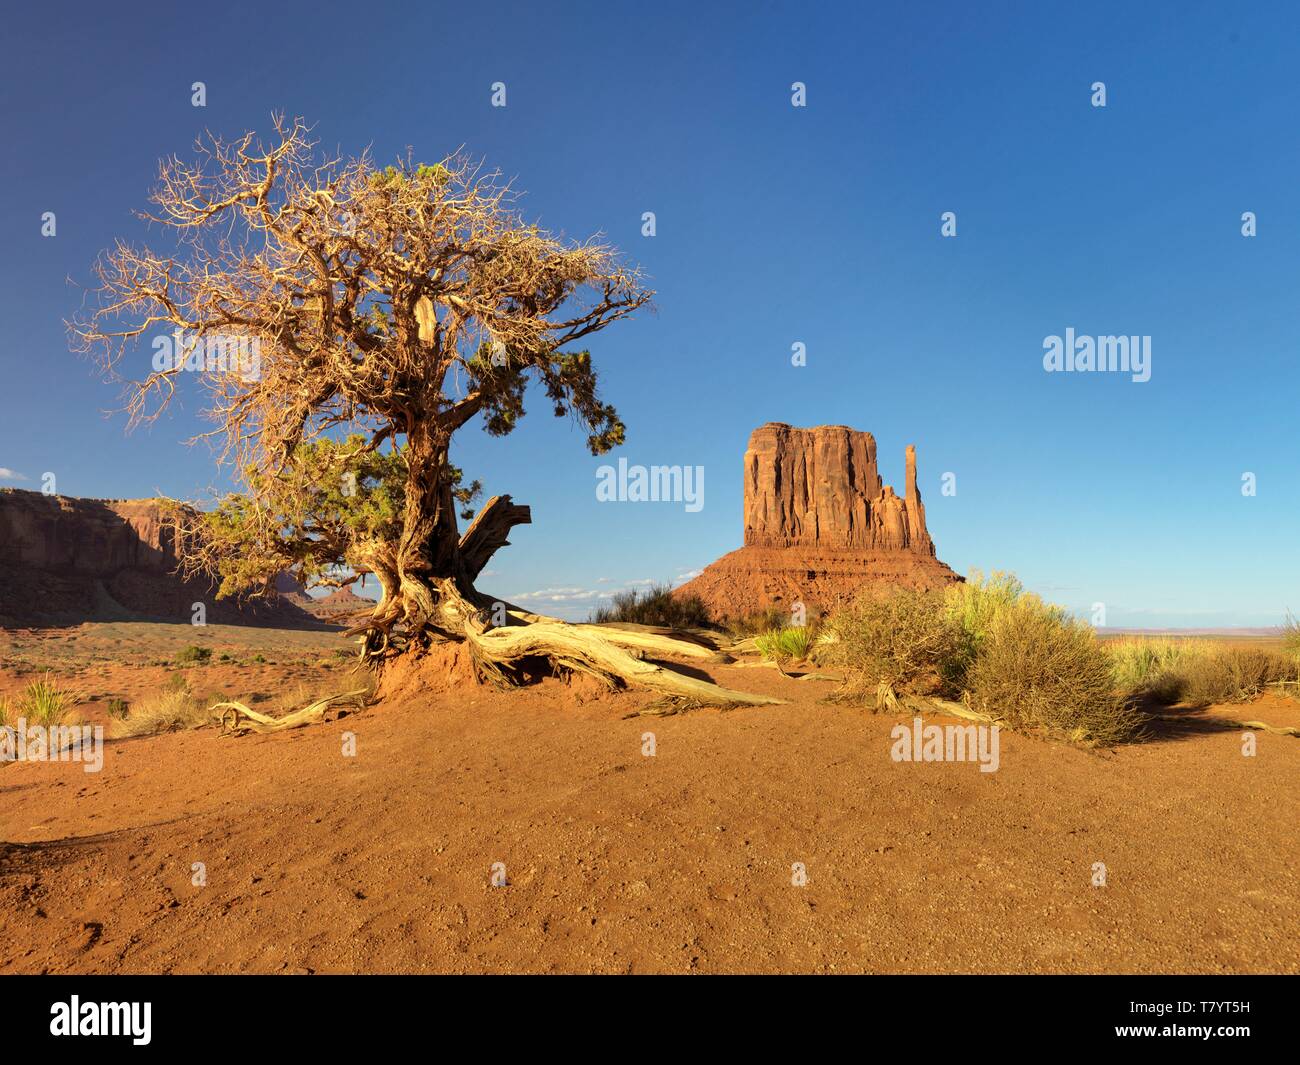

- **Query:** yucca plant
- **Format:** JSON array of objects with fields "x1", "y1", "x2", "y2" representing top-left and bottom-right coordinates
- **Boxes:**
[
  {"x1": 754, "y1": 626, "x2": 814, "y2": 662},
  {"x1": 18, "y1": 673, "x2": 72, "y2": 728}
]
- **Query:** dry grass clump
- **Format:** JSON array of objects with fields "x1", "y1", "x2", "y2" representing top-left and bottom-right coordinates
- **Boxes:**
[
  {"x1": 1176, "y1": 645, "x2": 1296, "y2": 704},
  {"x1": 110, "y1": 689, "x2": 217, "y2": 737},
  {"x1": 113, "y1": 670, "x2": 373, "y2": 738},
  {"x1": 1108, "y1": 637, "x2": 1298, "y2": 705},
  {"x1": 590, "y1": 584, "x2": 712, "y2": 629}
]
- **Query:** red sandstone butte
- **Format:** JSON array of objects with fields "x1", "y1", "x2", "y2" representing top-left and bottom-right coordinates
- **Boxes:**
[{"x1": 675, "y1": 423, "x2": 960, "y2": 619}]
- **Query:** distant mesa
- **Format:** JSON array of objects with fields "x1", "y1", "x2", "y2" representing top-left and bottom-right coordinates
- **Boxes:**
[
  {"x1": 675, "y1": 423, "x2": 961, "y2": 619},
  {"x1": 0, "y1": 488, "x2": 366, "y2": 629}
]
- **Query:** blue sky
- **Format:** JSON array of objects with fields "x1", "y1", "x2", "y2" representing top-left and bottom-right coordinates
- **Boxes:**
[{"x1": 2, "y1": 0, "x2": 1298, "y2": 625}]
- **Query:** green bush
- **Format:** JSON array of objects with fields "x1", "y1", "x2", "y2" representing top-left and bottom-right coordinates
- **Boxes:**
[
  {"x1": 176, "y1": 645, "x2": 213, "y2": 665},
  {"x1": 107, "y1": 697, "x2": 130, "y2": 720},
  {"x1": 966, "y1": 598, "x2": 1141, "y2": 745},
  {"x1": 941, "y1": 571, "x2": 1065, "y2": 688},
  {"x1": 590, "y1": 583, "x2": 711, "y2": 629}
]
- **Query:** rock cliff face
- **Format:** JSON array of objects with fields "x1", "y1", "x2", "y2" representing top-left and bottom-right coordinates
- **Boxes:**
[
  {"x1": 0, "y1": 489, "x2": 349, "y2": 628},
  {"x1": 676, "y1": 424, "x2": 959, "y2": 619}
]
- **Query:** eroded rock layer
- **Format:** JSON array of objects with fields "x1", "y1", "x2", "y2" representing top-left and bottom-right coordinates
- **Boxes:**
[
  {"x1": 0, "y1": 489, "x2": 354, "y2": 628},
  {"x1": 677, "y1": 423, "x2": 960, "y2": 619}
]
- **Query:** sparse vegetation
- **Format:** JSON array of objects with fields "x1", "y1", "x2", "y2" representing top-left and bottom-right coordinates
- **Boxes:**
[
  {"x1": 176, "y1": 645, "x2": 213, "y2": 665},
  {"x1": 817, "y1": 574, "x2": 1144, "y2": 744},
  {"x1": 109, "y1": 689, "x2": 217, "y2": 738},
  {"x1": 107, "y1": 697, "x2": 130, "y2": 720},
  {"x1": 590, "y1": 584, "x2": 711, "y2": 629},
  {"x1": 1107, "y1": 636, "x2": 1298, "y2": 705},
  {"x1": 754, "y1": 626, "x2": 814, "y2": 662}
]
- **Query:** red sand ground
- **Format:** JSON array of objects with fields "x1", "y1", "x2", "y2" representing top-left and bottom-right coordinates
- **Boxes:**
[{"x1": 1, "y1": 625, "x2": 1297, "y2": 974}]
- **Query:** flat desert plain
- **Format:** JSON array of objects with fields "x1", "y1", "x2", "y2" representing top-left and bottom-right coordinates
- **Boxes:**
[{"x1": 1, "y1": 622, "x2": 1296, "y2": 974}]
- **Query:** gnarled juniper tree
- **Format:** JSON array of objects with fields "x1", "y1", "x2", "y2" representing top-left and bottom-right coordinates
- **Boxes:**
[{"x1": 73, "y1": 117, "x2": 778, "y2": 706}]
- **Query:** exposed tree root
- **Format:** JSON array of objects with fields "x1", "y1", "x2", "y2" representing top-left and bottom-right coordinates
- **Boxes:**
[
  {"x1": 623, "y1": 696, "x2": 717, "y2": 718},
  {"x1": 462, "y1": 621, "x2": 782, "y2": 706},
  {"x1": 340, "y1": 494, "x2": 781, "y2": 707},
  {"x1": 213, "y1": 689, "x2": 367, "y2": 735}
]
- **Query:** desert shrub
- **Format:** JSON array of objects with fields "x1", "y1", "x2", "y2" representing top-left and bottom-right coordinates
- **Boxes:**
[
  {"x1": 163, "y1": 673, "x2": 190, "y2": 694},
  {"x1": 816, "y1": 588, "x2": 964, "y2": 702},
  {"x1": 1177, "y1": 645, "x2": 1296, "y2": 704},
  {"x1": 941, "y1": 571, "x2": 1067, "y2": 688},
  {"x1": 590, "y1": 583, "x2": 711, "y2": 629},
  {"x1": 0, "y1": 695, "x2": 12, "y2": 729},
  {"x1": 16, "y1": 673, "x2": 73, "y2": 728},
  {"x1": 1283, "y1": 612, "x2": 1300, "y2": 658},
  {"x1": 176, "y1": 645, "x2": 212, "y2": 665},
  {"x1": 966, "y1": 598, "x2": 1141, "y2": 745},
  {"x1": 944, "y1": 570, "x2": 1032, "y2": 647},
  {"x1": 107, "y1": 697, "x2": 130, "y2": 720},
  {"x1": 110, "y1": 689, "x2": 216, "y2": 738},
  {"x1": 754, "y1": 626, "x2": 814, "y2": 662}
]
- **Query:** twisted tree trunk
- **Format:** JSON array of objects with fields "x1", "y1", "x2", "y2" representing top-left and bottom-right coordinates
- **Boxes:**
[{"x1": 346, "y1": 437, "x2": 780, "y2": 707}]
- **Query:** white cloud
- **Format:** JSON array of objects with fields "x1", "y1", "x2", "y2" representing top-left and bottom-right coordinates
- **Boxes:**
[
  {"x1": 0, "y1": 468, "x2": 26, "y2": 481},
  {"x1": 512, "y1": 586, "x2": 608, "y2": 603}
]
